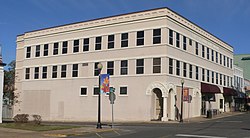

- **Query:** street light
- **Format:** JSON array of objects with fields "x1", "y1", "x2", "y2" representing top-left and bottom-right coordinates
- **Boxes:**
[
  {"x1": 96, "y1": 63, "x2": 103, "y2": 129},
  {"x1": 180, "y1": 78, "x2": 185, "y2": 123}
]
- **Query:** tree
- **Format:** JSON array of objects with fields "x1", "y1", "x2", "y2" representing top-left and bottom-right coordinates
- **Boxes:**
[{"x1": 3, "y1": 60, "x2": 16, "y2": 105}]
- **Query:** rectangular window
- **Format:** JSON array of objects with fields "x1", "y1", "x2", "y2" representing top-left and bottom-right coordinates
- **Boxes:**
[
  {"x1": 80, "y1": 87, "x2": 87, "y2": 96},
  {"x1": 227, "y1": 57, "x2": 229, "y2": 68},
  {"x1": 224, "y1": 75, "x2": 226, "y2": 86},
  {"x1": 83, "y1": 38, "x2": 89, "y2": 52},
  {"x1": 153, "y1": 29, "x2": 161, "y2": 44},
  {"x1": 220, "y1": 74, "x2": 222, "y2": 85},
  {"x1": 34, "y1": 67, "x2": 39, "y2": 79},
  {"x1": 72, "y1": 64, "x2": 78, "y2": 77},
  {"x1": 216, "y1": 52, "x2": 218, "y2": 63},
  {"x1": 202, "y1": 45, "x2": 205, "y2": 58},
  {"x1": 136, "y1": 31, "x2": 144, "y2": 46},
  {"x1": 195, "y1": 42, "x2": 199, "y2": 55},
  {"x1": 42, "y1": 66, "x2": 47, "y2": 79},
  {"x1": 207, "y1": 70, "x2": 210, "y2": 82},
  {"x1": 61, "y1": 65, "x2": 67, "y2": 78},
  {"x1": 169, "y1": 29, "x2": 173, "y2": 45},
  {"x1": 94, "y1": 62, "x2": 100, "y2": 76},
  {"x1": 108, "y1": 35, "x2": 115, "y2": 49},
  {"x1": 196, "y1": 66, "x2": 199, "y2": 80},
  {"x1": 120, "y1": 60, "x2": 128, "y2": 75},
  {"x1": 62, "y1": 41, "x2": 68, "y2": 54},
  {"x1": 93, "y1": 87, "x2": 100, "y2": 95},
  {"x1": 25, "y1": 68, "x2": 30, "y2": 79},
  {"x1": 230, "y1": 59, "x2": 232, "y2": 69},
  {"x1": 35, "y1": 45, "x2": 40, "y2": 57},
  {"x1": 220, "y1": 53, "x2": 222, "y2": 65},
  {"x1": 120, "y1": 87, "x2": 127, "y2": 95},
  {"x1": 43, "y1": 44, "x2": 48, "y2": 56},
  {"x1": 52, "y1": 66, "x2": 57, "y2": 78},
  {"x1": 95, "y1": 36, "x2": 102, "y2": 50},
  {"x1": 53, "y1": 42, "x2": 59, "y2": 55},
  {"x1": 121, "y1": 33, "x2": 128, "y2": 47},
  {"x1": 183, "y1": 62, "x2": 187, "y2": 77},
  {"x1": 153, "y1": 58, "x2": 161, "y2": 73},
  {"x1": 73, "y1": 39, "x2": 79, "y2": 53},
  {"x1": 136, "y1": 59, "x2": 144, "y2": 74},
  {"x1": 227, "y1": 76, "x2": 230, "y2": 87},
  {"x1": 207, "y1": 47, "x2": 210, "y2": 60},
  {"x1": 223, "y1": 55, "x2": 226, "y2": 66},
  {"x1": 183, "y1": 36, "x2": 187, "y2": 50},
  {"x1": 169, "y1": 58, "x2": 173, "y2": 74},
  {"x1": 212, "y1": 71, "x2": 214, "y2": 83},
  {"x1": 189, "y1": 39, "x2": 192, "y2": 46},
  {"x1": 176, "y1": 60, "x2": 180, "y2": 76},
  {"x1": 216, "y1": 73, "x2": 219, "y2": 84},
  {"x1": 26, "y1": 46, "x2": 31, "y2": 58},
  {"x1": 202, "y1": 68, "x2": 205, "y2": 81},
  {"x1": 211, "y1": 49, "x2": 214, "y2": 61},
  {"x1": 176, "y1": 32, "x2": 180, "y2": 48},
  {"x1": 189, "y1": 64, "x2": 193, "y2": 79},
  {"x1": 107, "y1": 61, "x2": 114, "y2": 75}
]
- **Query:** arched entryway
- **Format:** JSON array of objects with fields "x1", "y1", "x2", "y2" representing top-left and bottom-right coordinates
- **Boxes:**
[{"x1": 152, "y1": 88, "x2": 163, "y2": 121}]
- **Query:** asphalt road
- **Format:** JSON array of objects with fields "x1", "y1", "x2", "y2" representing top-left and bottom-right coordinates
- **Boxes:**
[{"x1": 81, "y1": 112, "x2": 250, "y2": 138}]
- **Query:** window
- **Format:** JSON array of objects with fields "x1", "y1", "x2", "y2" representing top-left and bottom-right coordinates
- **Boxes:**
[
  {"x1": 153, "y1": 58, "x2": 161, "y2": 73},
  {"x1": 230, "y1": 59, "x2": 232, "y2": 69},
  {"x1": 61, "y1": 65, "x2": 67, "y2": 78},
  {"x1": 176, "y1": 60, "x2": 180, "y2": 76},
  {"x1": 211, "y1": 50, "x2": 214, "y2": 61},
  {"x1": 52, "y1": 66, "x2": 57, "y2": 78},
  {"x1": 107, "y1": 61, "x2": 114, "y2": 75},
  {"x1": 227, "y1": 57, "x2": 229, "y2": 68},
  {"x1": 121, "y1": 33, "x2": 128, "y2": 47},
  {"x1": 83, "y1": 38, "x2": 89, "y2": 52},
  {"x1": 43, "y1": 44, "x2": 48, "y2": 56},
  {"x1": 25, "y1": 68, "x2": 30, "y2": 79},
  {"x1": 62, "y1": 41, "x2": 68, "y2": 54},
  {"x1": 212, "y1": 71, "x2": 214, "y2": 83},
  {"x1": 136, "y1": 59, "x2": 144, "y2": 74},
  {"x1": 216, "y1": 73, "x2": 218, "y2": 84},
  {"x1": 136, "y1": 31, "x2": 144, "y2": 46},
  {"x1": 26, "y1": 46, "x2": 31, "y2": 58},
  {"x1": 183, "y1": 36, "x2": 186, "y2": 50},
  {"x1": 42, "y1": 66, "x2": 47, "y2": 79},
  {"x1": 95, "y1": 36, "x2": 102, "y2": 50},
  {"x1": 73, "y1": 39, "x2": 79, "y2": 53},
  {"x1": 53, "y1": 42, "x2": 59, "y2": 55},
  {"x1": 224, "y1": 75, "x2": 226, "y2": 86},
  {"x1": 202, "y1": 68, "x2": 205, "y2": 81},
  {"x1": 207, "y1": 47, "x2": 210, "y2": 60},
  {"x1": 183, "y1": 62, "x2": 187, "y2": 77},
  {"x1": 35, "y1": 45, "x2": 40, "y2": 57},
  {"x1": 94, "y1": 62, "x2": 100, "y2": 76},
  {"x1": 120, "y1": 87, "x2": 127, "y2": 95},
  {"x1": 227, "y1": 76, "x2": 230, "y2": 87},
  {"x1": 169, "y1": 58, "x2": 173, "y2": 74},
  {"x1": 220, "y1": 74, "x2": 222, "y2": 85},
  {"x1": 176, "y1": 32, "x2": 180, "y2": 48},
  {"x1": 189, "y1": 39, "x2": 192, "y2": 46},
  {"x1": 34, "y1": 67, "x2": 39, "y2": 79},
  {"x1": 108, "y1": 35, "x2": 115, "y2": 49},
  {"x1": 120, "y1": 60, "x2": 128, "y2": 75},
  {"x1": 93, "y1": 87, "x2": 99, "y2": 95},
  {"x1": 72, "y1": 64, "x2": 78, "y2": 77},
  {"x1": 202, "y1": 45, "x2": 205, "y2": 58},
  {"x1": 216, "y1": 52, "x2": 218, "y2": 63},
  {"x1": 153, "y1": 29, "x2": 161, "y2": 44},
  {"x1": 189, "y1": 64, "x2": 193, "y2": 79},
  {"x1": 207, "y1": 70, "x2": 210, "y2": 82},
  {"x1": 220, "y1": 99, "x2": 223, "y2": 109},
  {"x1": 80, "y1": 87, "x2": 87, "y2": 96},
  {"x1": 223, "y1": 55, "x2": 226, "y2": 66},
  {"x1": 196, "y1": 66, "x2": 199, "y2": 80},
  {"x1": 195, "y1": 42, "x2": 199, "y2": 55},
  {"x1": 220, "y1": 53, "x2": 222, "y2": 65},
  {"x1": 169, "y1": 29, "x2": 173, "y2": 45}
]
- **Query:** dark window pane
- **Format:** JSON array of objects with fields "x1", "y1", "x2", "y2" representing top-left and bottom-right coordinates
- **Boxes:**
[
  {"x1": 94, "y1": 87, "x2": 100, "y2": 95},
  {"x1": 81, "y1": 88, "x2": 87, "y2": 95},
  {"x1": 120, "y1": 87, "x2": 127, "y2": 95}
]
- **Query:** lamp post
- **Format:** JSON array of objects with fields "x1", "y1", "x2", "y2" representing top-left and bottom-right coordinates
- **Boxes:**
[
  {"x1": 180, "y1": 78, "x2": 184, "y2": 123},
  {"x1": 96, "y1": 63, "x2": 103, "y2": 129}
]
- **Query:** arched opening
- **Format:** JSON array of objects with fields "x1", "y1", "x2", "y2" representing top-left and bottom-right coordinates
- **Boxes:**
[{"x1": 152, "y1": 88, "x2": 163, "y2": 121}]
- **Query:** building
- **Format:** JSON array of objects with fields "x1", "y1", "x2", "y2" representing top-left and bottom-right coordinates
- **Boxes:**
[
  {"x1": 0, "y1": 46, "x2": 6, "y2": 123},
  {"x1": 234, "y1": 54, "x2": 250, "y2": 80},
  {"x1": 15, "y1": 7, "x2": 235, "y2": 122}
]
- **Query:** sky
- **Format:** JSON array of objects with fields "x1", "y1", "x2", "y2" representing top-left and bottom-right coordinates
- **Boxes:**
[{"x1": 0, "y1": 0, "x2": 250, "y2": 66}]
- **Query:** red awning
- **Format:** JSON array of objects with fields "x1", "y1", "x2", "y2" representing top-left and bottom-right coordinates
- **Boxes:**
[
  {"x1": 201, "y1": 82, "x2": 221, "y2": 93},
  {"x1": 223, "y1": 87, "x2": 237, "y2": 96}
]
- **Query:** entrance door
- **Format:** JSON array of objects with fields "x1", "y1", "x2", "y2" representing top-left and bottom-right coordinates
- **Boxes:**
[{"x1": 153, "y1": 88, "x2": 163, "y2": 120}]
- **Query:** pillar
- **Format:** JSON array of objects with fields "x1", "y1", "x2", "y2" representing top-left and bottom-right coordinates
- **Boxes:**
[{"x1": 162, "y1": 97, "x2": 168, "y2": 121}]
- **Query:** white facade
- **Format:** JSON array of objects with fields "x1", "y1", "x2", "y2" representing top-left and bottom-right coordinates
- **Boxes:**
[
  {"x1": 15, "y1": 8, "x2": 234, "y2": 122},
  {"x1": 233, "y1": 65, "x2": 244, "y2": 92}
]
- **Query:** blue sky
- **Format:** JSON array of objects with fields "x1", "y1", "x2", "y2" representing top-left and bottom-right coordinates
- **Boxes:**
[{"x1": 0, "y1": 0, "x2": 250, "y2": 65}]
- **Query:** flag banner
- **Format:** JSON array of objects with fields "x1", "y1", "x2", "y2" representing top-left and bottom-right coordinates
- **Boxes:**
[
  {"x1": 100, "y1": 74, "x2": 110, "y2": 94},
  {"x1": 183, "y1": 88, "x2": 189, "y2": 101}
]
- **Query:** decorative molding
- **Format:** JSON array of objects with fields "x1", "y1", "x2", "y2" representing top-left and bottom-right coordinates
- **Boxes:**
[{"x1": 146, "y1": 81, "x2": 168, "y2": 97}]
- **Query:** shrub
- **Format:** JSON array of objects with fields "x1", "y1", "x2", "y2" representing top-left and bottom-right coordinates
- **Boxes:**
[
  {"x1": 32, "y1": 115, "x2": 42, "y2": 125},
  {"x1": 13, "y1": 114, "x2": 29, "y2": 123}
]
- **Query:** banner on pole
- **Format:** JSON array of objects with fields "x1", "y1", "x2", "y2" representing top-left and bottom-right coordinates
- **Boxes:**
[
  {"x1": 183, "y1": 88, "x2": 189, "y2": 101},
  {"x1": 100, "y1": 74, "x2": 110, "y2": 94}
]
